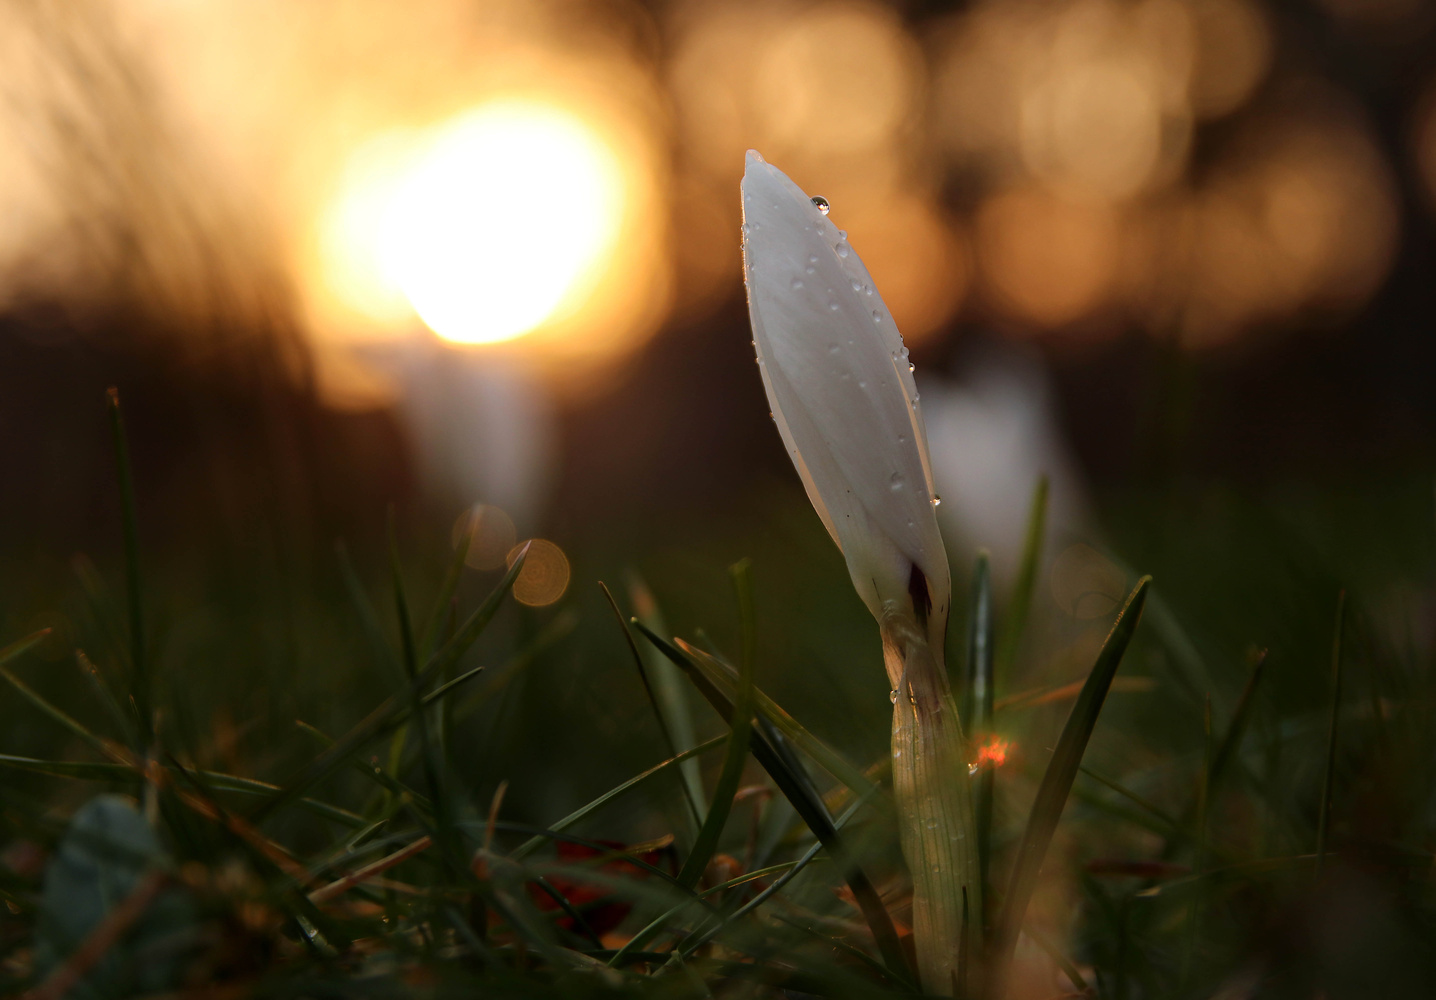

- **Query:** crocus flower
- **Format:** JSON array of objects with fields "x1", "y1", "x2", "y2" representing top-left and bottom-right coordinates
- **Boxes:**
[{"x1": 741, "y1": 150, "x2": 978, "y2": 994}]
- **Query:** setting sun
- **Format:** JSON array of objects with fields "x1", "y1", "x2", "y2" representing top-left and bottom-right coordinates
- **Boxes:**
[{"x1": 328, "y1": 100, "x2": 627, "y2": 345}]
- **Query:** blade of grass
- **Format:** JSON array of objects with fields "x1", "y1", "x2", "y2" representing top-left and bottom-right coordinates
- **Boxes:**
[
  {"x1": 966, "y1": 551, "x2": 996, "y2": 945},
  {"x1": 420, "y1": 510, "x2": 474, "y2": 660},
  {"x1": 599, "y1": 581, "x2": 702, "y2": 830},
  {"x1": 994, "y1": 476, "x2": 1047, "y2": 686},
  {"x1": 676, "y1": 792, "x2": 870, "y2": 960},
  {"x1": 335, "y1": 540, "x2": 405, "y2": 685},
  {"x1": 1316, "y1": 590, "x2": 1345, "y2": 874},
  {"x1": 250, "y1": 546, "x2": 529, "y2": 821},
  {"x1": 607, "y1": 859, "x2": 812, "y2": 967},
  {"x1": 634, "y1": 624, "x2": 911, "y2": 982},
  {"x1": 631, "y1": 574, "x2": 707, "y2": 829},
  {"x1": 666, "y1": 636, "x2": 878, "y2": 801},
  {"x1": 990, "y1": 576, "x2": 1150, "y2": 991},
  {"x1": 675, "y1": 561, "x2": 759, "y2": 889},
  {"x1": 388, "y1": 513, "x2": 453, "y2": 868},
  {"x1": 510, "y1": 735, "x2": 727, "y2": 861},
  {"x1": 106, "y1": 388, "x2": 149, "y2": 740},
  {"x1": 75, "y1": 650, "x2": 139, "y2": 751}
]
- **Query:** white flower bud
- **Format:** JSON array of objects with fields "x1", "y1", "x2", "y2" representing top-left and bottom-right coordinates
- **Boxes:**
[{"x1": 741, "y1": 150, "x2": 951, "y2": 658}]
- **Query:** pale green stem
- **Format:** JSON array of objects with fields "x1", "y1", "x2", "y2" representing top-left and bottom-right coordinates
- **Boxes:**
[{"x1": 884, "y1": 608, "x2": 980, "y2": 996}]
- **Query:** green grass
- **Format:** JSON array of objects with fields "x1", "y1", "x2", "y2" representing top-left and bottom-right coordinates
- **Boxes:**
[{"x1": 2, "y1": 402, "x2": 1435, "y2": 998}]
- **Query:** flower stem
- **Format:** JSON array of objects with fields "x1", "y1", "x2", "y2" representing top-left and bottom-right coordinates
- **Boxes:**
[{"x1": 885, "y1": 611, "x2": 980, "y2": 996}]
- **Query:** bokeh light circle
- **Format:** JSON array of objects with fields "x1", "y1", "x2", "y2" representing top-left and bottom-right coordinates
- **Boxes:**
[{"x1": 506, "y1": 539, "x2": 571, "y2": 607}]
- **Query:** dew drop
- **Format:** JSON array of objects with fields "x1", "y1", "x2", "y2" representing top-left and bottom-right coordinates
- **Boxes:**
[
  {"x1": 931, "y1": 495, "x2": 943, "y2": 507},
  {"x1": 909, "y1": 363, "x2": 916, "y2": 372},
  {"x1": 808, "y1": 254, "x2": 819, "y2": 264},
  {"x1": 811, "y1": 195, "x2": 831, "y2": 215},
  {"x1": 790, "y1": 277, "x2": 803, "y2": 290},
  {"x1": 968, "y1": 763, "x2": 979, "y2": 776},
  {"x1": 828, "y1": 343, "x2": 840, "y2": 354},
  {"x1": 864, "y1": 284, "x2": 874, "y2": 296},
  {"x1": 926, "y1": 819, "x2": 937, "y2": 830},
  {"x1": 898, "y1": 433, "x2": 906, "y2": 443},
  {"x1": 889, "y1": 688, "x2": 899, "y2": 704},
  {"x1": 835, "y1": 241, "x2": 851, "y2": 259},
  {"x1": 889, "y1": 472, "x2": 904, "y2": 492},
  {"x1": 805, "y1": 266, "x2": 816, "y2": 275},
  {"x1": 828, "y1": 301, "x2": 840, "y2": 312},
  {"x1": 873, "y1": 310, "x2": 883, "y2": 323},
  {"x1": 858, "y1": 379, "x2": 867, "y2": 388},
  {"x1": 851, "y1": 279, "x2": 862, "y2": 292},
  {"x1": 931, "y1": 865, "x2": 942, "y2": 874}
]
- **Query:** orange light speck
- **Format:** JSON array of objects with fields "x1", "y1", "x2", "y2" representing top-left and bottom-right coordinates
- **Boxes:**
[{"x1": 975, "y1": 737, "x2": 1011, "y2": 769}]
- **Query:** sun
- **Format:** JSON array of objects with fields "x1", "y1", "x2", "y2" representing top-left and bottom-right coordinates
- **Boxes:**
[{"x1": 330, "y1": 100, "x2": 626, "y2": 346}]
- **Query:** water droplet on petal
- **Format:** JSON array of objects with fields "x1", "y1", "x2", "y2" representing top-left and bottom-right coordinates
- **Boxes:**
[
  {"x1": 968, "y1": 763, "x2": 979, "y2": 776},
  {"x1": 858, "y1": 379, "x2": 867, "y2": 388},
  {"x1": 828, "y1": 343, "x2": 840, "y2": 354},
  {"x1": 926, "y1": 819, "x2": 937, "y2": 830},
  {"x1": 835, "y1": 241, "x2": 851, "y2": 259},
  {"x1": 811, "y1": 195, "x2": 830, "y2": 215},
  {"x1": 909, "y1": 363, "x2": 916, "y2": 372},
  {"x1": 790, "y1": 277, "x2": 803, "y2": 290},
  {"x1": 864, "y1": 284, "x2": 874, "y2": 296},
  {"x1": 890, "y1": 688, "x2": 899, "y2": 704},
  {"x1": 873, "y1": 310, "x2": 883, "y2": 323},
  {"x1": 828, "y1": 301, "x2": 840, "y2": 311},
  {"x1": 931, "y1": 495, "x2": 942, "y2": 507},
  {"x1": 851, "y1": 279, "x2": 862, "y2": 292},
  {"x1": 889, "y1": 472, "x2": 904, "y2": 492},
  {"x1": 805, "y1": 266, "x2": 816, "y2": 275},
  {"x1": 808, "y1": 254, "x2": 819, "y2": 264}
]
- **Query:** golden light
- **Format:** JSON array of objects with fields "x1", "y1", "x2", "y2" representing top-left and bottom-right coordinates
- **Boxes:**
[
  {"x1": 330, "y1": 100, "x2": 626, "y2": 346},
  {"x1": 451, "y1": 504, "x2": 518, "y2": 571},
  {"x1": 976, "y1": 187, "x2": 1121, "y2": 329}
]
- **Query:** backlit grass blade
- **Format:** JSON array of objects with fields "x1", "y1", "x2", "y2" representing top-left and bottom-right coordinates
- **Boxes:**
[
  {"x1": 666, "y1": 635, "x2": 879, "y2": 800},
  {"x1": 599, "y1": 581, "x2": 702, "y2": 830},
  {"x1": 631, "y1": 574, "x2": 708, "y2": 827},
  {"x1": 633, "y1": 623, "x2": 911, "y2": 981},
  {"x1": 106, "y1": 388, "x2": 149, "y2": 740},
  {"x1": 676, "y1": 560, "x2": 758, "y2": 888},
  {"x1": 1316, "y1": 590, "x2": 1346, "y2": 872},
  {"x1": 994, "y1": 475, "x2": 1047, "y2": 685},
  {"x1": 965, "y1": 551, "x2": 996, "y2": 943},
  {"x1": 249, "y1": 548, "x2": 528, "y2": 821},
  {"x1": 420, "y1": 514, "x2": 474, "y2": 660},
  {"x1": 387, "y1": 514, "x2": 452, "y2": 871},
  {"x1": 991, "y1": 576, "x2": 1150, "y2": 989}
]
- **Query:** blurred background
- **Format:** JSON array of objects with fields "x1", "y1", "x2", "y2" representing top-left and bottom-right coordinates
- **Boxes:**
[{"x1": 1, "y1": 0, "x2": 1435, "y2": 989}]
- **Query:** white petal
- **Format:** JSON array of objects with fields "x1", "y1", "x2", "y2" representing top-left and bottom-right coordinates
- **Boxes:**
[{"x1": 741, "y1": 150, "x2": 950, "y2": 646}]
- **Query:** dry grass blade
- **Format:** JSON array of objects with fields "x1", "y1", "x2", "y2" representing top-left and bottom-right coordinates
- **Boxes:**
[{"x1": 990, "y1": 576, "x2": 1150, "y2": 995}]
